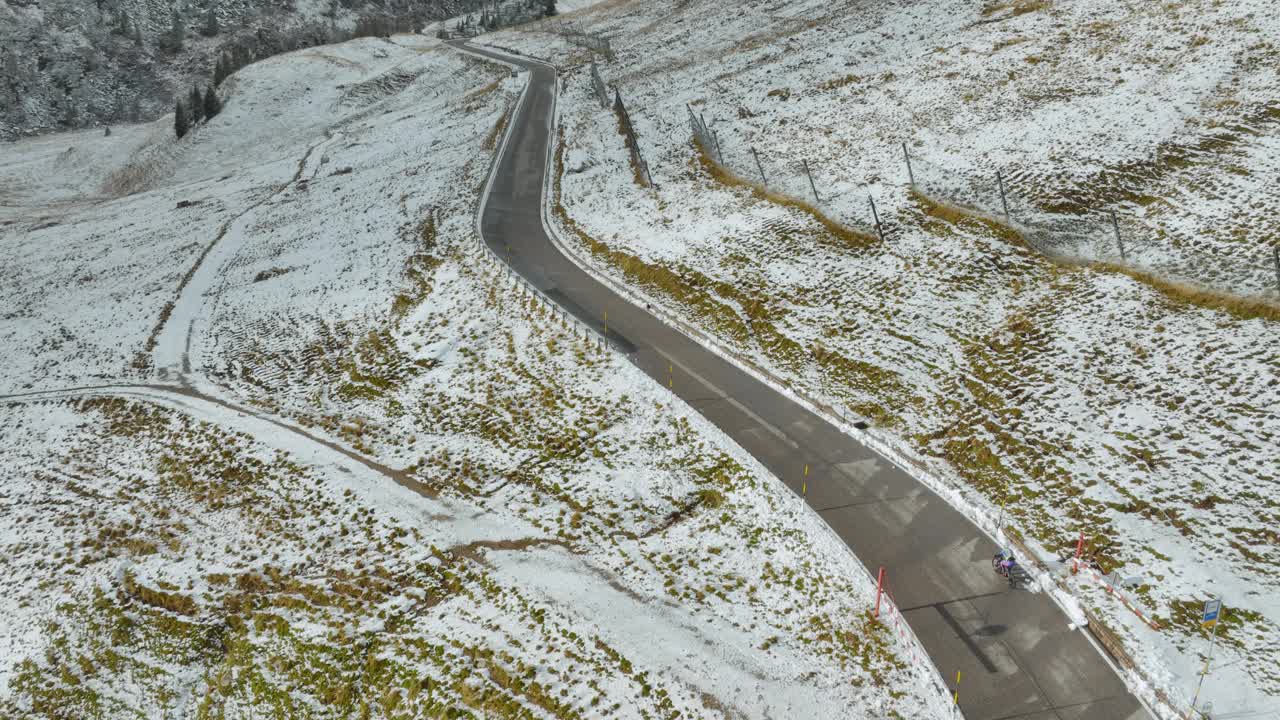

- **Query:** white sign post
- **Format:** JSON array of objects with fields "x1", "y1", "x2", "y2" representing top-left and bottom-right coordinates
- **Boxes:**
[{"x1": 1189, "y1": 597, "x2": 1223, "y2": 718}]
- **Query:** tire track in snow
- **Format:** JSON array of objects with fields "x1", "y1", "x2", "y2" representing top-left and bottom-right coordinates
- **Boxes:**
[
  {"x1": 144, "y1": 131, "x2": 341, "y2": 378},
  {"x1": 0, "y1": 381, "x2": 436, "y2": 502}
]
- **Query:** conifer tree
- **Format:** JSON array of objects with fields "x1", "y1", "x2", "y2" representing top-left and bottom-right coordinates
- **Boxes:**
[
  {"x1": 203, "y1": 85, "x2": 222, "y2": 120},
  {"x1": 161, "y1": 12, "x2": 185, "y2": 53},
  {"x1": 201, "y1": 9, "x2": 220, "y2": 37},
  {"x1": 174, "y1": 100, "x2": 189, "y2": 139},
  {"x1": 189, "y1": 86, "x2": 205, "y2": 123}
]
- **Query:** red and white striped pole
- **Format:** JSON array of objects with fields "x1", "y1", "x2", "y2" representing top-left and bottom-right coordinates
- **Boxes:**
[{"x1": 1072, "y1": 531, "x2": 1085, "y2": 574}]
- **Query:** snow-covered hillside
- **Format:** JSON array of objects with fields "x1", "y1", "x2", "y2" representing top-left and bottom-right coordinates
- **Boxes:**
[
  {"x1": 0, "y1": 31, "x2": 943, "y2": 719},
  {"x1": 484, "y1": 0, "x2": 1280, "y2": 717},
  {"x1": 0, "y1": 0, "x2": 486, "y2": 140}
]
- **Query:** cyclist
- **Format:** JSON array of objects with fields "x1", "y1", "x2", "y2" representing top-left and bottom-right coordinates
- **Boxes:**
[{"x1": 993, "y1": 548, "x2": 1016, "y2": 577}]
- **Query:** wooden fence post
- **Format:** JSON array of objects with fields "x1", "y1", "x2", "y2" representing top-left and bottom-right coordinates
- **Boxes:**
[{"x1": 875, "y1": 567, "x2": 886, "y2": 618}]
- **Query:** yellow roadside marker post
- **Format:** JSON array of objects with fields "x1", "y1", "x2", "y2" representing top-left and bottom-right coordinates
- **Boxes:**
[
  {"x1": 802, "y1": 464, "x2": 809, "y2": 498},
  {"x1": 953, "y1": 670, "x2": 961, "y2": 709}
]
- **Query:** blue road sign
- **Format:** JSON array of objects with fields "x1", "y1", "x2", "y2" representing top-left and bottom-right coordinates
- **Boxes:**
[{"x1": 1202, "y1": 598, "x2": 1222, "y2": 628}]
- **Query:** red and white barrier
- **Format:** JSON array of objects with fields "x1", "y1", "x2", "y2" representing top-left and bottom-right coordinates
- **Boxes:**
[
  {"x1": 872, "y1": 568, "x2": 961, "y2": 715},
  {"x1": 1070, "y1": 557, "x2": 1162, "y2": 631}
]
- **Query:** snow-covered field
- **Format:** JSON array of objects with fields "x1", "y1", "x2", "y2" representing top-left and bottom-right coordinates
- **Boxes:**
[
  {"x1": 484, "y1": 0, "x2": 1280, "y2": 716},
  {"x1": 0, "y1": 30, "x2": 942, "y2": 718}
]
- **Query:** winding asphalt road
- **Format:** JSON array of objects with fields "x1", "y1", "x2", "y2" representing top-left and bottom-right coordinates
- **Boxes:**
[{"x1": 454, "y1": 41, "x2": 1150, "y2": 720}]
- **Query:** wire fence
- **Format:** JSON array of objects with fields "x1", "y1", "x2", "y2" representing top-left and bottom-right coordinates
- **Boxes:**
[
  {"x1": 680, "y1": 103, "x2": 1279, "y2": 301},
  {"x1": 686, "y1": 105, "x2": 883, "y2": 240},
  {"x1": 589, "y1": 61, "x2": 609, "y2": 109},
  {"x1": 905, "y1": 145, "x2": 1280, "y2": 300},
  {"x1": 615, "y1": 89, "x2": 653, "y2": 187},
  {"x1": 550, "y1": 19, "x2": 614, "y2": 60},
  {"x1": 581, "y1": 63, "x2": 652, "y2": 187},
  {"x1": 553, "y1": 75, "x2": 1275, "y2": 719}
]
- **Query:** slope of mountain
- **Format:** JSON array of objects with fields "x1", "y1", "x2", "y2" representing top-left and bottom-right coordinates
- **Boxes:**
[
  {"x1": 0, "y1": 0, "x2": 486, "y2": 139},
  {"x1": 0, "y1": 29, "x2": 943, "y2": 719},
  {"x1": 484, "y1": 0, "x2": 1280, "y2": 716}
]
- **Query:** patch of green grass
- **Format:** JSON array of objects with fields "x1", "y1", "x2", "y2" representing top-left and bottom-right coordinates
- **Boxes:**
[
  {"x1": 695, "y1": 488, "x2": 726, "y2": 509},
  {"x1": 981, "y1": 0, "x2": 1051, "y2": 18},
  {"x1": 483, "y1": 105, "x2": 513, "y2": 152},
  {"x1": 392, "y1": 210, "x2": 444, "y2": 319},
  {"x1": 1162, "y1": 599, "x2": 1270, "y2": 652}
]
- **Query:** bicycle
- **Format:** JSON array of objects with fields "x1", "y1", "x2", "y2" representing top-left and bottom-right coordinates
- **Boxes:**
[{"x1": 992, "y1": 551, "x2": 1017, "y2": 584}]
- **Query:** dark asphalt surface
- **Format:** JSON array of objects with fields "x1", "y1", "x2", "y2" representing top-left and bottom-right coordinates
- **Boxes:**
[{"x1": 455, "y1": 40, "x2": 1151, "y2": 720}]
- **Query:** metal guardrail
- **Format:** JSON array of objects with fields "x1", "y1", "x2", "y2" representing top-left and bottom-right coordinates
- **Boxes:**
[{"x1": 589, "y1": 61, "x2": 609, "y2": 109}]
